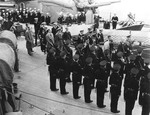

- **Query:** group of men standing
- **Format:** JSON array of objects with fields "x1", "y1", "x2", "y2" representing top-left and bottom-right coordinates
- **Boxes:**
[
  {"x1": 45, "y1": 25, "x2": 150, "y2": 115},
  {"x1": 0, "y1": 8, "x2": 51, "y2": 25},
  {"x1": 58, "y1": 12, "x2": 86, "y2": 26}
]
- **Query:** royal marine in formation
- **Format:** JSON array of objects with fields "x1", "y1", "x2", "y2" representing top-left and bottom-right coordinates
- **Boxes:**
[{"x1": 44, "y1": 23, "x2": 150, "y2": 115}]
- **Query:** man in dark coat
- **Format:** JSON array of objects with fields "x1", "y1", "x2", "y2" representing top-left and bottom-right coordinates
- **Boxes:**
[
  {"x1": 71, "y1": 54, "x2": 82, "y2": 99},
  {"x1": 25, "y1": 24, "x2": 34, "y2": 56},
  {"x1": 95, "y1": 60, "x2": 108, "y2": 108},
  {"x1": 62, "y1": 27, "x2": 72, "y2": 41},
  {"x1": 140, "y1": 71, "x2": 150, "y2": 115},
  {"x1": 47, "y1": 48, "x2": 59, "y2": 91},
  {"x1": 109, "y1": 63, "x2": 122, "y2": 113},
  {"x1": 112, "y1": 13, "x2": 118, "y2": 29},
  {"x1": 82, "y1": 57, "x2": 94, "y2": 103},
  {"x1": 124, "y1": 67, "x2": 140, "y2": 115},
  {"x1": 103, "y1": 20, "x2": 110, "y2": 29},
  {"x1": 45, "y1": 13, "x2": 51, "y2": 25},
  {"x1": 77, "y1": 30, "x2": 85, "y2": 45},
  {"x1": 114, "y1": 51, "x2": 125, "y2": 78},
  {"x1": 93, "y1": 14, "x2": 100, "y2": 31},
  {"x1": 134, "y1": 47, "x2": 144, "y2": 71},
  {"x1": 57, "y1": 51, "x2": 69, "y2": 95},
  {"x1": 96, "y1": 29, "x2": 104, "y2": 45},
  {"x1": 34, "y1": 18, "x2": 40, "y2": 46}
]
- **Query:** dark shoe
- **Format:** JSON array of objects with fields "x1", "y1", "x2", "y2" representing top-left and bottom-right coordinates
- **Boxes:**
[
  {"x1": 28, "y1": 53, "x2": 32, "y2": 56},
  {"x1": 74, "y1": 96, "x2": 81, "y2": 99},
  {"x1": 111, "y1": 110, "x2": 120, "y2": 113},
  {"x1": 61, "y1": 92, "x2": 69, "y2": 95},
  {"x1": 15, "y1": 70, "x2": 21, "y2": 72},
  {"x1": 98, "y1": 105, "x2": 106, "y2": 108},
  {"x1": 85, "y1": 100, "x2": 93, "y2": 103},
  {"x1": 51, "y1": 89, "x2": 59, "y2": 91}
]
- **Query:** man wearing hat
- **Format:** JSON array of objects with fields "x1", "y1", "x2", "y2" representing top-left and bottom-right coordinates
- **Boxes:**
[
  {"x1": 93, "y1": 14, "x2": 100, "y2": 31},
  {"x1": 143, "y1": 59, "x2": 150, "y2": 76},
  {"x1": 96, "y1": 28, "x2": 104, "y2": 45},
  {"x1": 62, "y1": 27, "x2": 72, "y2": 41},
  {"x1": 63, "y1": 39, "x2": 73, "y2": 83},
  {"x1": 71, "y1": 54, "x2": 82, "y2": 99},
  {"x1": 34, "y1": 17, "x2": 40, "y2": 46},
  {"x1": 46, "y1": 13, "x2": 51, "y2": 25},
  {"x1": 47, "y1": 48, "x2": 59, "y2": 91},
  {"x1": 95, "y1": 60, "x2": 108, "y2": 108},
  {"x1": 124, "y1": 67, "x2": 140, "y2": 115},
  {"x1": 140, "y1": 71, "x2": 150, "y2": 115},
  {"x1": 117, "y1": 40, "x2": 131, "y2": 61},
  {"x1": 25, "y1": 24, "x2": 34, "y2": 56},
  {"x1": 77, "y1": 12, "x2": 81, "y2": 24},
  {"x1": 134, "y1": 47, "x2": 144, "y2": 71},
  {"x1": 138, "y1": 58, "x2": 150, "y2": 106},
  {"x1": 88, "y1": 45, "x2": 99, "y2": 88},
  {"x1": 75, "y1": 43, "x2": 85, "y2": 68},
  {"x1": 77, "y1": 30, "x2": 85, "y2": 44},
  {"x1": 85, "y1": 27, "x2": 93, "y2": 41},
  {"x1": 82, "y1": 57, "x2": 94, "y2": 103},
  {"x1": 124, "y1": 54, "x2": 137, "y2": 83},
  {"x1": 114, "y1": 51, "x2": 125, "y2": 78},
  {"x1": 109, "y1": 63, "x2": 122, "y2": 113},
  {"x1": 57, "y1": 51, "x2": 69, "y2": 95}
]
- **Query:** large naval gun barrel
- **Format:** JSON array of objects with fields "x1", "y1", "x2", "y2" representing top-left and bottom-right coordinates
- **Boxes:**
[{"x1": 0, "y1": 30, "x2": 18, "y2": 70}]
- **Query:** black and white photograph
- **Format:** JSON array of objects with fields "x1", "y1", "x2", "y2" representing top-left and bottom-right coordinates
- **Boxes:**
[{"x1": 0, "y1": 0, "x2": 150, "y2": 115}]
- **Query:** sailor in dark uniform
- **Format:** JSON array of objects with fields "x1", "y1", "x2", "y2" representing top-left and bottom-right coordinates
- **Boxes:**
[
  {"x1": 124, "y1": 67, "x2": 140, "y2": 115},
  {"x1": 134, "y1": 47, "x2": 144, "y2": 71},
  {"x1": 140, "y1": 71, "x2": 150, "y2": 115},
  {"x1": 124, "y1": 54, "x2": 137, "y2": 84},
  {"x1": 45, "y1": 13, "x2": 51, "y2": 25},
  {"x1": 34, "y1": 18, "x2": 40, "y2": 46},
  {"x1": 95, "y1": 60, "x2": 108, "y2": 108},
  {"x1": 63, "y1": 39, "x2": 73, "y2": 82},
  {"x1": 57, "y1": 51, "x2": 69, "y2": 95},
  {"x1": 112, "y1": 13, "x2": 118, "y2": 29},
  {"x1": 47, "y1": 48, "x2": 59, "y2": 91},
  {"x1": 75, "y1": 43, "x2": 85, "y2": 70},
  {"x1": 77, "y1": 30, "x2": 85, "y2": 45},
  {"x1": 109, "y1": 63, "x2": 122, "y2": 113},
  {"x1": 82, "y1": 57, "x2": 94, "y2": 103},
  {"x1": 94, "y1": 14, "x2": 100, "y2": 31},
  {"x1": 103, "y1": 19, "x2": 110, "y2": 29},
  {"x1": 114, "y1": 51, "x2": 125, "y2": 78},
  {"x1": 96, "y1": 29, "x2": 104, "y2": 45},
  {"x1": 62, "y1": 27, "x2": 72, "y2": 42},
  {"x1": 71, "y1": 54, "x2": 82, "y2": 99}
]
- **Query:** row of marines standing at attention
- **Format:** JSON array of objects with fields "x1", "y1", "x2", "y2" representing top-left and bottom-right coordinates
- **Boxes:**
[{"x1": 44, "y1": 25, "x2": 150, "y2": 115}]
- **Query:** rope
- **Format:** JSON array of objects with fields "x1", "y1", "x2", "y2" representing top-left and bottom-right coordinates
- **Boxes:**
[
  {"x1": 0, "y1": 87, "x2": 50, "y2": 114},
  {"x1": 3, "y1": 85, "x2": 112, "y2": 114},
  {"x1": 18, "y1": 90, "x2": 112, "y2": 114}
]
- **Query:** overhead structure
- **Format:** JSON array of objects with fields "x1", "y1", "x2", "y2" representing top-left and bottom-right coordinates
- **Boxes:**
[
  {"x1": 0, "y1": 2, "x2": 15, "y2": 8},
  {"x1": 38, "y1": 0, "x2": 121, "y2": 22}
]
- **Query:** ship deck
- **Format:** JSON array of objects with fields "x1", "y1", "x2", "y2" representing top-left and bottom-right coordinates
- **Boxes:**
[{"x1": 13, "y1": 23, "x2": 149, "y2": 115}]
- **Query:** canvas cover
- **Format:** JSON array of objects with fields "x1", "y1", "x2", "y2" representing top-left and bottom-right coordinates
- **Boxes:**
[
  {"x1": 0, "y1": 30, "x2": 17, "y2": 47},
  {"x1": 0, "y1": 37, "x2": 16, "y2": 51},
  {"x1": 0, "y1": 59, "x2": 14, "y2": 87},
  {"x1": 0, "y1": 43, "x2": 15, "y2": 69}
]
